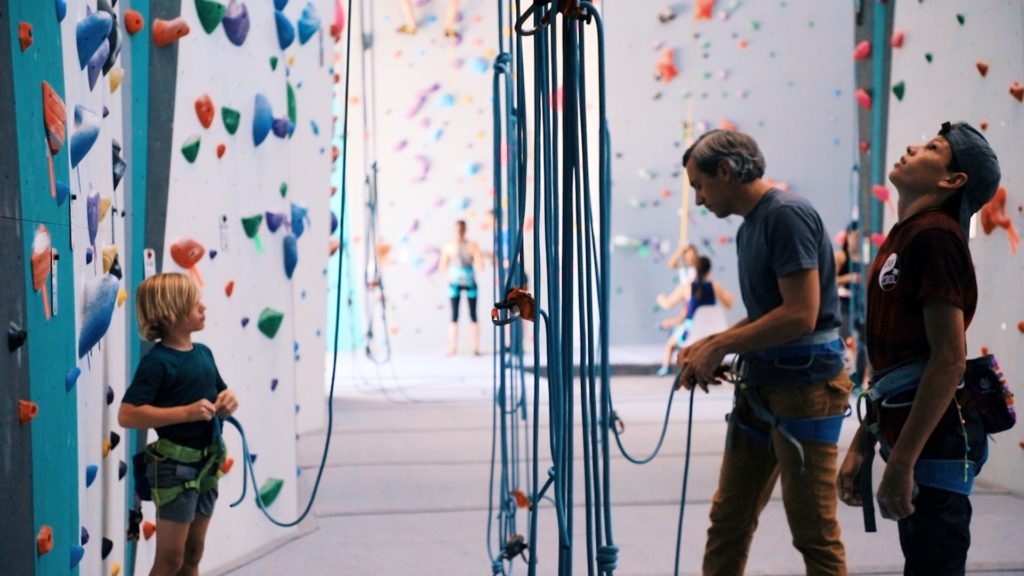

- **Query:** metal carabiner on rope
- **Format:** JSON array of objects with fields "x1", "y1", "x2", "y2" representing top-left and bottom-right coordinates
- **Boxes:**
[{"x1": 491, "y1": 287, "x2": 536, "y2": 326}]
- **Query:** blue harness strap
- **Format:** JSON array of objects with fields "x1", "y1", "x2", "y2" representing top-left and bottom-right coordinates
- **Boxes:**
[{"x1": 757, "y1": 328, "x2": 844, "y2": 362}]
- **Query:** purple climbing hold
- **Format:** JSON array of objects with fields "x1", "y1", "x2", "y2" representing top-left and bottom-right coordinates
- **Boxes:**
[
  {"x1": 87, "y1": 188, "x2": 100, "y2": 247},
  {"x1": 222, "y1": 0, "x2": 250, "y2": 46},
  {"x1": 87, "y1": 42, "x2": 109, "y2": 91},
  {"x1": 271, "y1": 378, "x2": 279, "y2": 391},
  {"x1": 297, "y1": 3, "x2": 321, "y2": 44},
  {"x1": 76, "y1": 8, "x2": 113, "y2": 69},
  {"x1": 283, "y1": 234, "x2": 298, "y2": 278},
  {"x1": 106, "y1": 385, "x2": 114, "y2": 405},
  {"x1": 85, "y1": 246, "x2": 95, "y2": 265},
  {"x1": 209, "y1": 249, "x2": 218, "y2": 259},
  {"x1": 271, "y1": 117, "x2": 292, "y2": 138},
  {"x1": 241, "y1": 316, "x2": 250, "y2": 327},
  {"x1": 265, "y1": 211, "x2": 286, "y2": 233},
  {"x1": 80, "y1": 526, "x2": 90, "y2": 545}
]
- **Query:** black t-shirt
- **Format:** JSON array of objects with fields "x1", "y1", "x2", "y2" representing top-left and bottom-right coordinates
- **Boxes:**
[
  {"x1": 866, "y1": 209, "x2": 977, "y2": 373},
  {"x1": 123, "y1": 343, "x2": 228, "y2": 449}
]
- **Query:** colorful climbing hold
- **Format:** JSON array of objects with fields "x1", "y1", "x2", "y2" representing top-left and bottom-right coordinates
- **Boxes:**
[
  {"x1": 55, "y1": 0, "x2": 67, "y2": 22},
  {"x1": 855, "y1": 88, "x2": 871, "y2": 110},
  {"x1": 81, "y1": 527, "x2": 89, "y2": 545},
  {"x1": 106, "y1": 385, "x2": 114, "y2": 405},
  {"x1": 222, "y1": 0, "x2": 250, "y2": 45},
  {"x1": 31, "y1": 225, "x2": 53, "y2": 319},
  {"x1": 694, "y1": 0, "x2": 714, "y2": 20},
  {"x1": 253, "y1": 94, "x2": 273, "y2": 146},
  {"x1": 290, "y1": 203, "x2": 308, "y2": 238},
  {"x1": 220, "y1": 457, "x2": 235, "y2": 474},
  {"x1": 1010, "y1": 81, "x2": 1023, "y2": 102},
  {"x1": 225, "y1": 280, "x2": 235, "y2": 297},
  {"x1": 109, "y1": 67, "x2": 124, "y2": 93},
  {"x1": 124, "y1": 9, "x2": 144, "y2": 34},
  {"x1": 284, "y1": 235, "x2": 298, "y2": 278},
  {"x1": 221, "y1": 106, "x2": 240, "y2": 134},
  {"x1": 274, "y1": 11, "x2": 295, "y2": 50},
  {"x1": 195, "y1": 93, "x2": 215, "y2": 128},
  {"x1": 976, "y1": 61, "x2": 989, "y2": 77},
  {"x1": 279, "y1": 182, "x2": 288, "y2": 198},
  {"x1": 287, "y1": 83, "x2": 297, "y2": 125},
  {"x1": 655, "y1": 48, "x2": 678, "y2": 83},
  {"x1": 101, "y1": 537, "x2": 113, "y2": 559},
  {"x1": 85, "y1": 464, "x2": 99, "y2": 487},
  {"x1": 37, "y1": 526, "x2": 53, "y2": 556},
  {"x1": 86, "y1": 35, "x2": 110, "y2": 91},
  {"x1": 112, "y1": 563, "x2": 122, "y2": 576},
  {"x1": 271, "y1": 117, "x2": 292, "y2": 138},
  {"x1": 257, "y1": 477, "x2": 284, "y2": 506},
  {"x1": 195, "y1": 0, "x2": 227, "y2": 34},
  {"x1": 171, "y1": 238, "x2": 206, "y2": 287},
  {"x1": 70, "y1": 104, "x2": 101, "y2": 168},
  {"x1": 956, "y1": 13, "x2": 965, "y2": 25},
  {"x1": 42, "y1": 82, "x2": 66, "y2": 156},
  {"x1": 892, "y1": 81, "x2": 905, "y2": 101},
  {"x1": 152, "y1": 18, "x2": 190, "y2": 47},
  {"x1": 19, "y1": 22, "x2": 33, "y2": 51},
  {"x1": 70, "y1": 544, "x2": 85, "y2": 568},
  {"x1": 216, "y1": 143, "x2": 226, "y2": 158},
  {"x1": 118, "y1": 459, "x2": 127, "y2": 480},
  {"x1": 924, "y1": 52, "x2": 933, "y2": 63},
  {"x1": 979, "y1": 187, "x2": 1020, "y2": 253},
  {"x1": 66, "y1": 366, "x2": 81, "y2": 392},
  {"x1": 852, "y1": 40, "x2": 870, "y2": 61},
  {"x1": 19, "y1": 400, "x2": 38, "y2": 425},
  {"x1": 890, "y1": 29, "x2": 904, "y2": 48},
  {"x1": 181, "y1": 135, "x2": 201, "y2": 163},
  {"x1": 142, "y1": 521, "x2": 156, "y2": 540},
  {"x1": 298, "y1": 2, "x2": 321, "y2": 44},
  {"x1": 257, "y1": 308, "x2": 284, "y2": 338},
  {"x1": 265, "y1": 211, "x2": 286, "y2": 233},
  {"x1": 76, "y1": 9, "x2": 114, "y2": 69}
]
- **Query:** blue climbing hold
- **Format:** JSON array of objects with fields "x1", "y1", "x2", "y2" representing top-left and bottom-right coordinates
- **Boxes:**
[
  {"x1": 297, "y1": 3, "x2": 321, "y2": 44},
  {"x1": 78, "y1": 274, "x2": 119, "y2": 358},
  {"x1": 290, "y1": 203, "x2": 308, "y2": 238},
  {"x1": 76, "y1": 9, "x2": 113, "y2": 69},
  {"x1": 283, "y1": 235, "x2": 298, "y2": 279},
  {"x1": 330, "y1": 211, "x2": 338, "y2": 235},
  {"x1": 274, "y1": 0, "x2": 288, "y2": 9},
  {"x1": 70, "y1": 105, "x2": 101, "y2": 168},
  {"x1": 70, "y1": 545, "x2": 85, "y2": 569},
  {"x1": 55, "y1": 0, "x2": 67, "y2": 22},
  {"x1": 310, "y1": 120, "x2": 319, "y2": 135},
  {"x1": 66, "y1": 366, "x2": 81, "y2": 392},
  {"x1": 253, "y1": 94, "x2": 273, "y2": 146},
  {"x1": 80, "y1": 526, "x2": 90, "y2": 545},
  {"x1": 85, "y1": 464, "x2": 99, "y2": 487},
  {"x1": 275, "y1": 11, "x2": 295, "y2": 50},
  {"x1": 56, "y1": 181, "x2": 71, "y2": 206},
  {"x1": 106, "y1": 385, "x2": 114, "y2": 405}
]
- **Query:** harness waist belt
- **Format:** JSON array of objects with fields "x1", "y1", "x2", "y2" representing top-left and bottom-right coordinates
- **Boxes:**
[{"x1": 758, "y1": 327, "x2": 843, "y2": 361}]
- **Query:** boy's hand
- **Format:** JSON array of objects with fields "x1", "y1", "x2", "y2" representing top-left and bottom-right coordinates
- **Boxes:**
[
  {"x1": 215, "y1": 389, "x2": 239, "y2": 417},
  {"x1": 186, "y1": 399, "x2": 217, "y2": 422}
]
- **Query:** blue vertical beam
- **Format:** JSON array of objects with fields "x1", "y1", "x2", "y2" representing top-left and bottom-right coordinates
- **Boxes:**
[
  {"x1": 6, "y1": 0, "x2": 79, "y2": 573},
  {"x1": 869, "y1": 1, "x2": 888, "y2": 246}
]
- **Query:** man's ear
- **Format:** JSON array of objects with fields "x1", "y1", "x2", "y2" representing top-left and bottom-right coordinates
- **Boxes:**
[
  {"x1": 939, "y1": 171, "x2": 968, "y2": 191},
  {"x1": 717, "y1": 160, "x2": 731, "y2": 182}
]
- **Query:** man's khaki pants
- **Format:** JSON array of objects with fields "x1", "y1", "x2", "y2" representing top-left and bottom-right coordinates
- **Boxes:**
[{"x1": 702, "y1": 374, "x2": 853, "y2": 576}]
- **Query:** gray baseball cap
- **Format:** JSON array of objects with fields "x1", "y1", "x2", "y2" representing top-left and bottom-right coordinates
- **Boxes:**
[{"x1": 939, "y1": 121, "x2": 1001, "y2": 237}]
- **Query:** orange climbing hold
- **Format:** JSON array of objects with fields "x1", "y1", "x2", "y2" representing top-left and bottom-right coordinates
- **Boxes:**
[
  {"x1": 694, "y1": 0, "x2": 714, "y2": 20},
  {"x1": 19, "y1": 400, "x2": 38, "y2": 425},
  {"x1": 224, "y1": 280, "x2": 235, "y2": 297},
  {"x1": 1010, "y1": 81, "x2": 1024, "y2": 102},
  {"x1": 18, "y1": 22, "x2": 33, "y2": 51},
  {"x1": 216, "y1": 143, "x2": 226, "y2": 158},
  {"x1": 979, "y1": 187, "x2": 1020, "y2": 253},
  {"x1": 42, "y1": 82, "x2": 66, "y2": 156},
  {"x1": 980, "y1": 122, "x2": 989, "y2": 131},
  {"x1": 220, "y1": 457, "x2": 235, "y2": 474},
  {"x1": 1017, "y1": 321, "x2": 1024, "y2": 334},
  {"x1": 124, "y1": 10, "x2": 144, "y2": 35},
  {"x1": 195, "y1": 94, "x2": 215, "y2": 129},
  {"x1": 511, "y1": 489, "x2": 531, "y2": 509},
  {"x1": 37, "y1": 526, "x2": 53, "y2": 556},
  {"x1": 976, "y1": 61, "x2": 989, "y2": 77},
  {"x1": 152, "y1": 18, "x2": 190, "y2": 47},
  {"x1": 142, "y1": 521, "x2": 156, "y2": 540},
  {"x1": 655, "y1": 48, "x2": 679, "y2": 84}
]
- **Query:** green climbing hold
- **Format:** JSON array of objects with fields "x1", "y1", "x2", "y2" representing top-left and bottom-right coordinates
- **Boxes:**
[
  {"x1": 956, "y1": 13, "x2": 965, "y2": 25},
  {"x1": 280, "y1": 182, "x2": 288, "y2": 198},
  {"x1": 257, "y1": 477, "x2": 284, "y2": 506},
  {"x1": 287, "y1": 83, "x2": 297, "y2": 125},
  {"x1": 241, "y1": 214, "x2": 263, "y2": 238},
  {"x1": 892, "y1": 80, "x2": 909, "y2": 100},
  {"x1": 270, "y1": 56, "x2": 278, "y2": 70},
  {"x1": 749, "y1": 20, "x2": 761, "y2": 31},
  {"x1": 181, "y1": 135, "x2": 201, "y2": 163},
  {"x1": 195, "y1": 0, "x2": 226, "y2": 34},
  {"x1": 892, "y1": 81, "x2": 905, "y2": 101},
  {"x1": 257, "y1": 308, "x2": 284, "y2": 339},
  {"x1": 222, "y1": 107, "x2": 240, "y2": 134},
  {"x1": 925, "y1": 53, "x2": 933, "y2": 63}
]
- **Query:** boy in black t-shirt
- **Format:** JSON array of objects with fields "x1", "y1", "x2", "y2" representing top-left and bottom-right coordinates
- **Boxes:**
[{"x1": 120, "y1": 273, "x2": 238, "y2": 576}]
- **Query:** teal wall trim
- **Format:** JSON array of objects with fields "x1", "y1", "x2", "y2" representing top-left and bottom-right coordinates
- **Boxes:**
[
  {"x1": 6, "y1": 0, "x2": 80, "y2": 574},
  {"x1": 0, "y1": 2, "x2": 36, "y2": 574}
]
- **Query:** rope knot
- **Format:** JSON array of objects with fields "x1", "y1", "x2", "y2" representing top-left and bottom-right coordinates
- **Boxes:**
[
  {"x1": 491, "y1": 559, "x2": 503, "y2": 574},
  {"x1": 597, "y1": 544, "x2": 619, "y2": 572}
]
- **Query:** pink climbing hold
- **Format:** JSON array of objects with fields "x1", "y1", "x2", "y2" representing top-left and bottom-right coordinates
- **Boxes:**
[
  {"x1": 855, "y1": 88, "x2": 872, "y2": 110},
  {"x1": 853, "y1": 40, "x2": 871, "y2": 61},
  {"x1": 890, "y1": 29, "x2": 905, "y2": 48},
  {"x1": 870, "y1": 233, "x2": 886, "y2": 248}
]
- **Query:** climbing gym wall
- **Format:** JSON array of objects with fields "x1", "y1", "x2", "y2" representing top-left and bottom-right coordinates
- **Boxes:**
[
  {"x1": 883, "y1": 0, "x2": 1023, "y2": 491},
  {"x1": 602, "y1": 1, "x2": 858, "y2": 344},
  {"x1": 328, "y1": 0, "x2": 503, "y2": 355},
  {"x1": 3, "y1": 0, "x2": 335, "y2": 574}
]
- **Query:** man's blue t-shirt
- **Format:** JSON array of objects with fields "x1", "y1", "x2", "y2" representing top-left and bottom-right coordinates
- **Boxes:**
[{"x1": 735, "y1": 189, "x2": 842, "y2": 387}]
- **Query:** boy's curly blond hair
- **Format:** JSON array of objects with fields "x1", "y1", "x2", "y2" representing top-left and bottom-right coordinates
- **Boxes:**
[{"x1": 135, "y1": 273, "x2": 198, "y2": 341}]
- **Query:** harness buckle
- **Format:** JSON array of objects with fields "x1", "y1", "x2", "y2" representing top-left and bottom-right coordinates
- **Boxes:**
[{"x1": 502, "y1": 534, "x2": 529, "y2": 560}]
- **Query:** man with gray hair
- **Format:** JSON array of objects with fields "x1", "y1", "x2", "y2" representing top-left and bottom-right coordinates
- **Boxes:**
[
  {"x1": 677, "y1": 129, "x2": 852, "y2": 575},
  {"x1": 838, "y1": 122, "x2": 1001, "y2": 575}
]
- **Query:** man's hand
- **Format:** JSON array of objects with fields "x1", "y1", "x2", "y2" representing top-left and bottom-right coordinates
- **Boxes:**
[
  {"x1": 837, "y1": 439, "x2": 865, "y2": 507},
  {"x1": 675, "y1": 336, "x2": 725, "y2": 392},
  {"x1": 215, "y1": 389, "x2": 239, "y2": 418},
  {"x1": 876, "y1": 459, "x2": 916, "y2": 521}
]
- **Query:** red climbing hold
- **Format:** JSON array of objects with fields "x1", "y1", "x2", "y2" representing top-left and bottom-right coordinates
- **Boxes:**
[
  {"x1": 655, "y1": 48, "x2": 679, "y2": 84},
  {"x1": 195, "y1": 94, "x2": 215, "y2": 129},
  {"x1": 694, "y1": 0, "x2": 714, "y2": 20},
  {"x1": 979, "y1": 186, "x2": 1020, "y2": 253},
  {"x1": 142, "y1": 521, "x2": 156, "y2": 540},
  {"x1": 1017, "y1": 321, "x2": 1024, "y2": 334},
  {"x1": 855, "y1": 88, "x2": 872, "y2": 110},
  {"x1": 19, "y1": 400, "x2": 38, "y2": 425},
  {"x1": 976, "y1": 61, "x2": 989, "y2": 77},
  {"x1": 224, "y1": 280, "x2": 235, "y2": 297},
  {"x1": 216, "y1": 143, "x2": 226, "y2": 158},
  {"x1": 124, "y1": 10, "x2": 144, "y2": 35},
  {"x1": 1010, "y1": 81, "x2": 1024, "y2": 102},
  {"x1": 220, "y1": 457, "x2": 235, "y2": 474},
  {"x1": 18, "y1": 22, "x2": 33, "y2": 51},
  {"x1": 152, "y1": 18, "x2": 190, "y2": 47},
  {"x1": 980, "y1": 122, "x2": 989, "y2": 131},
  {"x1": 37, "y1": 526, "x2": 53, "y2": 556}
]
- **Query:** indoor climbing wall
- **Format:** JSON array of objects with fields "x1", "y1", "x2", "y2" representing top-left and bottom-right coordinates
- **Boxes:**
[
  {"x1": 602, "y1": 1, "x2": 858, "y2": 344},
  {"x1": 58, "y1": 1, "x2": 132, "y2": 575},
  {"x1": 327, "y1": 0, "x2": 503, "y2": 355},
  {"x1": 884, "y1": 0, "x2": 1023, "y2": 492},
  {"x1": 141, "y1": 0, "x2": 335, "y2": 572}
]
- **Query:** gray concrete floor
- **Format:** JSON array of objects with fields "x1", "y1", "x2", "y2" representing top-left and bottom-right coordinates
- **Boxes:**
[{"x1": 224, "y1": 352, "x2": 1024, "y2": 575}]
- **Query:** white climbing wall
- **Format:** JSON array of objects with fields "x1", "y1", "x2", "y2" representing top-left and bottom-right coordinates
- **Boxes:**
[
  {"x1": 885, "y1": 0, "x2": 1024, "y2": 493},
  {"x1": 60, "y1": 2, "x2": 130, "y2": 575}
]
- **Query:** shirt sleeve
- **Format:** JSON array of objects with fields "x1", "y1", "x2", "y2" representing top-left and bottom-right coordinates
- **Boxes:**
[
  {"x1": 199, "y1": 343, "x2": 228, "y2": 392},
  {"x1": 767, "y1": 204, "x2": 822, "y2": 278},
  {"x1": 122, "y1": 353, "x2": 165, "y2": 406},
  {"x1": 906, "y1": 228, "x2": 973, "y2": 309}
]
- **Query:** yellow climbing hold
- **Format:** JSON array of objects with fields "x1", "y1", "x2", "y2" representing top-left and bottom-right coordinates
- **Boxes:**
[
  {"x1": 109, "y1": 67, "x2": 124, "y2": 93},
  {"x1": 116, "y1": 288, "x2": 128, "y2": 307}
]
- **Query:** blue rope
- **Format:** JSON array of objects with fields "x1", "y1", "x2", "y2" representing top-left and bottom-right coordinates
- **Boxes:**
[{"x1": 217, "y1": 0, "x2": 356, "y2": 528}]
